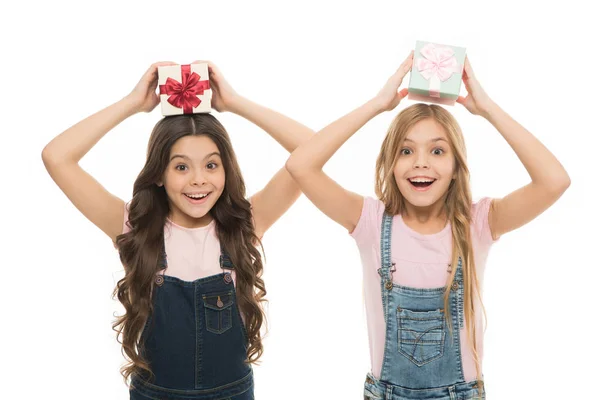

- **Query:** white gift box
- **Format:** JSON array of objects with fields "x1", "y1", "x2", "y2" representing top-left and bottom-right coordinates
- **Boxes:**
[{"x1": 158, "y1": 63, "x2": 212, "y2": 116}]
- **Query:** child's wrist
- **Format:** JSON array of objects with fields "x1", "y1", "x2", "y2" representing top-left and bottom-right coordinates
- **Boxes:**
[
  {"x1": 120, "y1": 95, "x2": 142, "y2": 115},
  {"x1": 367, "y1": 97, "x2": 387, "y2": 115},
  {"x1": 226, "y1": 94, "x2": 247, "y2": 114},
  {"x1": 480, "y1": 100, "x2": 500, "y2": 120}
]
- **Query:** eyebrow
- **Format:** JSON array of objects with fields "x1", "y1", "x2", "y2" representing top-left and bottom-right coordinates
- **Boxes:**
[
  {"x1": 170, "y1": 151, "x2": 221, "y2": 162},
  {"x1": 404, "y1": 137, "x2": 448, "y2": 144}
]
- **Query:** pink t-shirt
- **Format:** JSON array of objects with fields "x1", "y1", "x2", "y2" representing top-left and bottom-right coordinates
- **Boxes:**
[
  {"x1": 121, "y1": 203, "x2": 235, "y2": 284},
  {"x1": 350, "y1": 196, "x2": 498, "y2": 382}
]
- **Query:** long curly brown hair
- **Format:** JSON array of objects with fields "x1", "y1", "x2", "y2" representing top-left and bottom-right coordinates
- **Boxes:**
[
  {"x1": 112, "y1": 113, "x2": 266, "y2": 386},
  {"x1": 375, "y1": 103, "x2": 486, "y2": 398}
]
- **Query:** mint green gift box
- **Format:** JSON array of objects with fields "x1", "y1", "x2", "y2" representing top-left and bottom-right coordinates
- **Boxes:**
[{"x1": 407, "y1": 41, "x2": 466, "y2": 106}]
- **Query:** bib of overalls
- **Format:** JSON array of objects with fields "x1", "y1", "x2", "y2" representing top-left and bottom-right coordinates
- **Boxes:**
[{"x1": 130, "y1": 246, "x2": 254, "y2": 400}]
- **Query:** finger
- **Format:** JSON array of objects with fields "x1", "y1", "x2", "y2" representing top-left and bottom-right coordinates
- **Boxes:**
[
  {"x1": 142, "y1": 65, "x2": 159, "y2": 82},
  {"x1": 461, "y1": 71, "x2": 469, "y2": 85},
  {"x1": 190, "y1": 60, "x2": 213, "y2": 70},
  {"x1": 189, "y1": 60, "x2": 214, "y2": 78},
  {"x1": 463, "y1": 56, "x2": 474, "y2": 79},
  {"x1": 402, "y1": 51, "x2": 414, "y2": 70},
  {"x1": 401, "y1": 50, "x2": 414, "y2": 65},
  {"x1": 207, "y1": 64, "x2": 223, "y2": 84},
  {"x1": 398, "y1": 88, "x2": 409, "y2": 99},
  {"x1": 205, "y1": 61, "x2": 220, "y2": 75},
  {"x1": 206, "y1": 61, "x2": 218, "y2": 74},
  {"x1": 397, "y1": 50, "x2": 414, "y2": 74},
  {"x1": 390, "y1": 54, "x2": 413, "y2": 86},
  {"x1": 456, "y1": 95, "x2": 466, "y2": 104},
  {"x1": 145, "y1": 61, "x2": 177, "y2": 79}
]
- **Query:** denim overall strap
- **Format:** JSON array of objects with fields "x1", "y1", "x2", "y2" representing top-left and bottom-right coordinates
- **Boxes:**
[
  {"x1": 219, "y1": 246, "x2": 234, "y2": 270},
  {"x1": 378, "y1": 212, "x2": 395, "y2": 324},
  {"x1": 157, "y1": 244, "x2": 234, "y2": 280},
  {"x1": 449, "y1": 256, "x2": 466, "y2": 381},
  {"x1": 454, "y1": 257, "x2": 464, "y2": 329}
]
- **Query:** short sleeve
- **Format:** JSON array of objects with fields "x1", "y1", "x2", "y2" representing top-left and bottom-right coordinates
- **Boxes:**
[
  {"x1": 472, "y1": 197, "x2": 499, "y2": 246},
  {"x1": 350, "y1": 196, "x2": 385, "y2": 247}
]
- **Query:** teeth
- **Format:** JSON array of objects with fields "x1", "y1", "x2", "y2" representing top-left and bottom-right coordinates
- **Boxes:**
[
  {"x1": 186, "y1": 193, "x2": 208, "y2": 199},
  {"x1": 409, "y1": 178, "x2": 434, "y2": 183}
]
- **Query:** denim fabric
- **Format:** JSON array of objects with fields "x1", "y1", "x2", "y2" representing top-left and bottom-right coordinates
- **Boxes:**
[
  {"x1": 130, "y1": 371, "x2": 253, "y2": 400},
  {"x1": 364, "y1": 373, "x2": 483, "y2": 400},
  {"x1": 364, "y1": 213, "x2": 485, "y2": 400},
  {"x1": 129, "y1": 248, "x2": 253, "y2": 400}
]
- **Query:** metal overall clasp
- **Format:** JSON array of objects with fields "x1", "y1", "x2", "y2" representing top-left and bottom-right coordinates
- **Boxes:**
[{"x1": 384, "y1": 263, "x2": 396, "y2": 290}]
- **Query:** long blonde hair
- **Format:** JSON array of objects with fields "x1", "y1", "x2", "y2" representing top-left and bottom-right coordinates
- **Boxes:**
[{"x1": 375, "y1": 103, "x2": 485, "y2": 396}]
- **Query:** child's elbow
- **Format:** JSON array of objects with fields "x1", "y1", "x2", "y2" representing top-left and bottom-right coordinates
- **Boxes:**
[
  {"x1": 553, "y1": 173, "x2": 571, "y2": 196},
  {"x1": 285, "y1": 155, "x2": 301, "y2": 177},
  {"x1": 559, "y1": 170, "x2": 571, "y2": 191},
  {"x1": 41, "y1": 145, "x2": 56, "y2": 169},
  {"x1": 286, "y1": 152, "x2": 318, "y2": 180},
  {"x1": 560, "y1": 175, "x2": 571, "y2": 192}
]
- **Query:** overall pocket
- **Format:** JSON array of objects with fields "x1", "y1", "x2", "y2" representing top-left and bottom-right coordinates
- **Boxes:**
[
  {"x1": 397, "y1": 308, "x2": 445, "y2": 366},
  {"x1": 203, "y1": 291, "x2": 233, "y2": 334}
]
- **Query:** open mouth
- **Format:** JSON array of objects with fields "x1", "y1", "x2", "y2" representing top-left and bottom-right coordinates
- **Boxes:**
[
  {"x1": 408, "y1": 179, "x2": 436, "y2": 189},
  {"x1": 184, "y1": 193, "x2": 210, "y2": 203}
]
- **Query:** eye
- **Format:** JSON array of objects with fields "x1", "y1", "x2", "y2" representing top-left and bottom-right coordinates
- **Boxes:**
[
  {"x1": 400, "y1": 148, "x2": 412, "y2": 156},
  {"x1": 433, "y1": 148, "x2": 444, "y2": 155},
  {"x1": 207, "y1": 162, "x2": 218, "y2": 170},
  {"x1": 175, "y1": 164, "x2": 187, "y2": 171}
]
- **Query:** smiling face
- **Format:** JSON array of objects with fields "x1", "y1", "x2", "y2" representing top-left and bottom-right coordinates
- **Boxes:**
[
  {"x1": 159, "y1": 135, "x2": 226, "y2": 228},
  {"x1": 393, "y1": 118, "x2": 456, "y2": 211}
]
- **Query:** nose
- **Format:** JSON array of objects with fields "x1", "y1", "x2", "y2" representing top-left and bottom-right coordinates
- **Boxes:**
[
  {"x1": 413, "y1": 151, "x2": 430, "y2": 169},
  {"x1": 190, "y1": 168, "x2": 207, "y2": 186}
]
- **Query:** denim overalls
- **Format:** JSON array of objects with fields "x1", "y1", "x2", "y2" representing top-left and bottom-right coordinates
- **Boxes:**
[
  {"x1": 364, "y1": 213, "x2": 485, "y2": 400},
  {"x1": 129, "y1": 245, "x2": 254, "y2": 400}
]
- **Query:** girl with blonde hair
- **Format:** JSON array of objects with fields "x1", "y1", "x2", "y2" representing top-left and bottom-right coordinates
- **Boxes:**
[{"x1": 286, "y1": 51, "x2": 570, "y2": 399}]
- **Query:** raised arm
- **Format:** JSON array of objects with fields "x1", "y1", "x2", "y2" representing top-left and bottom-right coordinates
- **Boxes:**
[
  {"x1": 202, "y1": 61, "x2": 315, "y2": 237},
  {"x1": 41, "y1": 62, "x2": 176, "y2": 242},
  {"x1": 286, "y1": 52, "x2": 414, "y2": 232},
  {"x1": 456, "y1": 57, "x2": 571, "y2": 240}
]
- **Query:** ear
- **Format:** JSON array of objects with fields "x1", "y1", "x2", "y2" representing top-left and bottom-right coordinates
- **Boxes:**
[{"x1": 157, "y1": 181, "x2": 163, "y2": 187}]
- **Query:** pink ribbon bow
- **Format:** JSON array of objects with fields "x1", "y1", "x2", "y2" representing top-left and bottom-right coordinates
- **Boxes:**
[{"x1": 416, "y1": 43, "x2": 463, "y2": 98}]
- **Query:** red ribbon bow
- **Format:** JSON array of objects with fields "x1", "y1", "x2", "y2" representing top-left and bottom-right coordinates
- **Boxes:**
[{"x1": 159, "y1": 64, "x2": 210, "y2": 114}]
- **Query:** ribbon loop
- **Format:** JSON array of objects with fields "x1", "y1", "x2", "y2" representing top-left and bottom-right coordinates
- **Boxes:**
[{"x1": 416, "y1": 43, "x2": 462, "y2": 98}]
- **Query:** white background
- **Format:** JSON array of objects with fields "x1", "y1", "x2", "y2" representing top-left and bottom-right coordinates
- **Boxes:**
[{"x1": 2, "y1": 1, "x2": 598, "y2": 399}]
